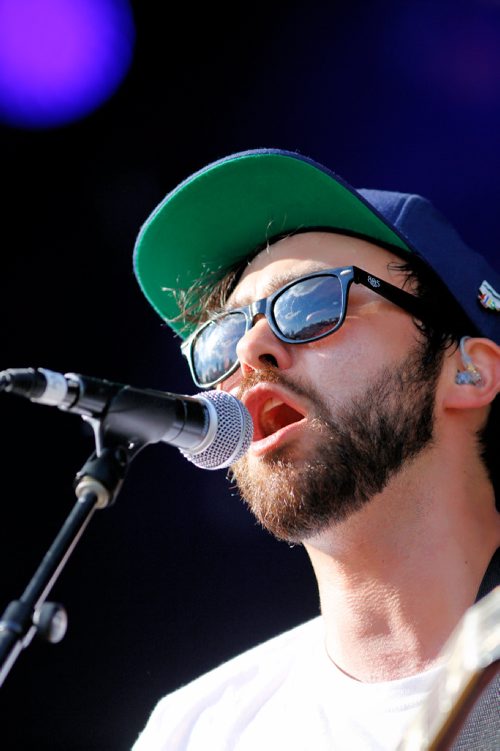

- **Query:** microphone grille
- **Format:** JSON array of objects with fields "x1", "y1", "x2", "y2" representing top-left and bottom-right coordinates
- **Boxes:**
[{"x1": 180, "y1": 390, "x2": 253, "y2": 470}]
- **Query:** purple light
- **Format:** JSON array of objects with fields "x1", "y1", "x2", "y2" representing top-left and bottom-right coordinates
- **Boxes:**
[{"x1": 0, "y1": 0, "x2": 135, "y2": 128}]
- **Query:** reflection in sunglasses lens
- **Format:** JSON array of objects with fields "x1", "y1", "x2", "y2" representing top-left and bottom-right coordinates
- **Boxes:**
[
  {"x1": 194, "y1": 312, "x2": 246, "y2": 385},
  {"x1": 193, "y1": 274, "x2": 344, "y2": 384},
  {"x1": 274, "y1": 275, "x2": 342, "y2": 340}
]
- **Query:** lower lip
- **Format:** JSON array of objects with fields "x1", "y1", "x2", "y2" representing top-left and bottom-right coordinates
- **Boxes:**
[{"x1": 249, "y1": 418, "x2": 308, "y2": 457}]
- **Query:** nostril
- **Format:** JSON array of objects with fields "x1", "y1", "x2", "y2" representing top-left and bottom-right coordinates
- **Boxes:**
[{"x1": 260, "y1": 354, "x2": 278, "y2": 367}]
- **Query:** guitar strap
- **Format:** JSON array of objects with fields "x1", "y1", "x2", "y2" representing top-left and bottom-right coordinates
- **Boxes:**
[
  {"x1": 476, "y1": 547, "x2": 500, "y2": 602},
  {"x1": 448, "y1": 547, "x2": 499, "y2": 750}
]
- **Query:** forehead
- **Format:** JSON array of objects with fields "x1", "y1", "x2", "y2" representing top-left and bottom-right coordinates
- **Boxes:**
[{"x1": 229, "y1": 231, "x2": 406, "y2": 306}]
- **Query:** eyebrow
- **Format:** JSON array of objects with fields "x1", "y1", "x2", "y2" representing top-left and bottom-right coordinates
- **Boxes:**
[{"x1": 227, "y1": 264, "x2": 328, "y2": 309}]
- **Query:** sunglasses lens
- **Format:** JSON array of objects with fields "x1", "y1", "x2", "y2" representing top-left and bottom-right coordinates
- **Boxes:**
[
  {"x1": 273, "y1": 275, "x2": 343, "y2": 340},
  {"x1": 192, "y1": 312, "x2": 247, "y2": 386},
  {"x1": 191, "y1": 274, "x2": 344, "y2": 384}
]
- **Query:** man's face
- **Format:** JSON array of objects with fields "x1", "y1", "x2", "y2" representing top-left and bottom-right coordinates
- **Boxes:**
[{"x1": 218, "y1": 232, "x2": 441, "y2": 543}]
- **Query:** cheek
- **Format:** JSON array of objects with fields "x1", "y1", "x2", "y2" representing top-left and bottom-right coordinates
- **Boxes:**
[
  {"x1": 297, "y1": 344, "x2": 367, "y2": 408},
  {"x1": 298, "y1": 316, "x2": 415, "y2": 403},
  {"x1": 218, "y1": 371, "x2": 241, "y2": 395}
]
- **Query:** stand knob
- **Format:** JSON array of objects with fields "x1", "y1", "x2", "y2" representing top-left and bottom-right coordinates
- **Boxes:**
[{"x1": 34, "y1": 602, "x2": 68, "y2": 644}]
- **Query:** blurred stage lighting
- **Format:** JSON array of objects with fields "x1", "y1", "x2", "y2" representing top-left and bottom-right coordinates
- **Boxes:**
[{"x1": 0, "y1": 0, "x2": 135, "y2": 129}]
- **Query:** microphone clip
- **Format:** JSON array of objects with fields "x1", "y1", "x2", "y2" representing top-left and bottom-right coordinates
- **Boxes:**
[{"x1": 74, "y1": 445, "x2": 130, "y2": 509}]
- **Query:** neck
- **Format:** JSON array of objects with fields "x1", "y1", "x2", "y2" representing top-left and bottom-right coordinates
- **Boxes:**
[{"x1": 304, "y1": 450, "x2": 500, "y2": 683}]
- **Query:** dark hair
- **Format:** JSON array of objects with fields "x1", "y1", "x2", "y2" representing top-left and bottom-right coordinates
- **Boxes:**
[
  {"x1": 173, "y1": 232, "x2": 498, "y2": 505},
  {"x1": 168, "y1": 237, "x2": 273, "y2": 336},
  {"x1": 389, "y1": 253, "x2": 498, "y2": 508}
]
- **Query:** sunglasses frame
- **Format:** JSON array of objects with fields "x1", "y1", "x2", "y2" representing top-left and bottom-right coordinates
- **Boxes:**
[{"x1": 181, "y1": 265, "x2": 429, "y2": 389}]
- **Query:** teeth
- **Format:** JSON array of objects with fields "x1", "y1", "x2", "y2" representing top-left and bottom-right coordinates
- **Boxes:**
[{"x1": 261, "y1": 397, "x2": 284, "y2": 414}]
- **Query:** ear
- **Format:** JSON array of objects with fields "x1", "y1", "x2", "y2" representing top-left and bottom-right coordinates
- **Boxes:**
[{"x1": 442, "y1": 337, "x2": 500, "y2": 410}]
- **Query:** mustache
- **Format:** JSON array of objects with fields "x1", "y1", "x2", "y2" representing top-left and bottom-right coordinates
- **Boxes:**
[{"x1": 234, "y1": 366, "x2": 325, "y2": 412}]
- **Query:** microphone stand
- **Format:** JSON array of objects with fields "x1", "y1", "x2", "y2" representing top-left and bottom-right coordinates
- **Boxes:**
[{"x1": 0, "y1": 417, "x2": 143, "y2": 688}]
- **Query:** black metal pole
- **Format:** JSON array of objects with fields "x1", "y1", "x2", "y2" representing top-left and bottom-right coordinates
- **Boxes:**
[
  {"x1": 0, "y1": 489, "x2": 99, "y2": 686},
  {"x1": 0, "y1": 446, "x2": 130, "y2": 687}
]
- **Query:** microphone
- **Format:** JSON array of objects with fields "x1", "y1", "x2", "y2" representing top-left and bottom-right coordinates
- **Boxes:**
[{"x1": 0, "y1": 368, "x2": 253, "y2": 470}]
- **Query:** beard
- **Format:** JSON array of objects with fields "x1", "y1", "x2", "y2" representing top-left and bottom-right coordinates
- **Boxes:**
[{"x1": 229, "y1": 339, "x2": 442, "y2": 543}]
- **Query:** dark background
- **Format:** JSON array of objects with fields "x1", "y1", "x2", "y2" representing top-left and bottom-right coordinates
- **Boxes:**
[{"x1": 1, "y1": 1, "x2": 499, "y2": 748}]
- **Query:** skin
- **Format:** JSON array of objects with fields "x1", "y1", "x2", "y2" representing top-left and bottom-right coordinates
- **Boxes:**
[{"x1": 218, "y1": 231, "x2": 500, "y2": 682}]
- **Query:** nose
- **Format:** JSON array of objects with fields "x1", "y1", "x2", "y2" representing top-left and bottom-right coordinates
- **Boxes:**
[{"x1": 235, "y1": 314, "x2": 294, "y2": 379}]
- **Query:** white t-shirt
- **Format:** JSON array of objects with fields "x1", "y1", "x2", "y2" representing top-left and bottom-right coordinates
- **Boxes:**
[{"x1": 132, "y1": 616, "x2": 442, "y2": 751}]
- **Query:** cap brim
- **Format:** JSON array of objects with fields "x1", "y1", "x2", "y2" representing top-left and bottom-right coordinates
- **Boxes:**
[{"x1": 133, "y1": 149, "x2": 412, "y2": 337}]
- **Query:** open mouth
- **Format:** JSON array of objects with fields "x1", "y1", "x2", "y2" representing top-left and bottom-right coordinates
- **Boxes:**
[
  {"x1": 242, "y1": 386, "x2": 307, "y2": 443},
  {"x1": 259, "y1": 398, "x2": 305, "y2": 438}
]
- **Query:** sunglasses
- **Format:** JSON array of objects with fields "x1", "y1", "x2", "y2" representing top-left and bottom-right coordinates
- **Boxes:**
[{"x1": 181, "y1": 265, "x2": 429, "y2": 388}]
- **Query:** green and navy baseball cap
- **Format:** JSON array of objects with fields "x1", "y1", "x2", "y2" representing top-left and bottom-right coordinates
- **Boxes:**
[{"x1": 133, "y1": 148, "x2": 500, "y2": 344}]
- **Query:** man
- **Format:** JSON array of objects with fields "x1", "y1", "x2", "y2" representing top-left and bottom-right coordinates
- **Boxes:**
[{"x1": 131, "y1": 149, "x2": 499, "y2": 750}]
